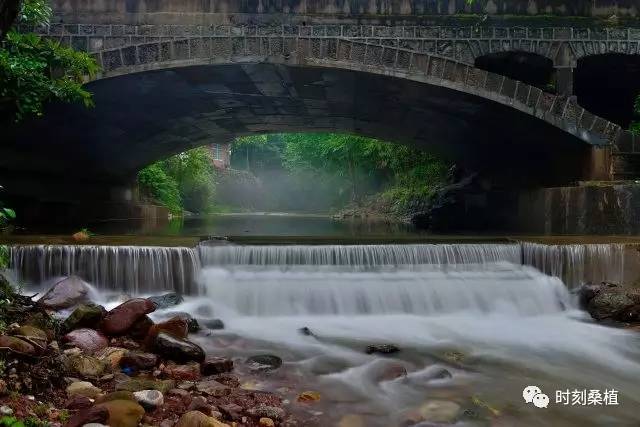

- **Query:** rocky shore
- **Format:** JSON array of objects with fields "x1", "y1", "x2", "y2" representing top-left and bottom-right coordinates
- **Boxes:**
[{"x1": 0, "y1": 275, "x2": 314, "y2": 427}]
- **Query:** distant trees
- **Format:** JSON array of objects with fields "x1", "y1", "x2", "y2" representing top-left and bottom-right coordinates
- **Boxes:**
[
  {"x1": 0, "y1": 0, "x2": 98, "y2": 122},
  {"x1": 137, "y1": 147, "x2": 218, "y2": 214},
  {"x1": 234, "y1": 133, "x2": 450, "y2": 214}
]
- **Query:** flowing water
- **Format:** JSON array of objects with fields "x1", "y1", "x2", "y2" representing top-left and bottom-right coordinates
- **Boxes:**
[{"x1": 8, "y1": 242, "x2": 640, "y2": 426}]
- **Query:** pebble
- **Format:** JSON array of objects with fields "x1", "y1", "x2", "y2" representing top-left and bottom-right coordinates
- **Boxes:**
[
  {"x1": 0, "y1": 405, "x2": 13, "y2": 416},
  {"x1": 66, "y1": 381, "x2": 103, "y2": 399},
  {"x1": 259, "y1": 418, "x2": 275, "y2": 427},
  {"x1": 133, "y1": 389, "x2": 164, "y2": 411}
]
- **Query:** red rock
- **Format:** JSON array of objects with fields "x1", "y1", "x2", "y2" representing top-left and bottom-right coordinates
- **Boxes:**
[
  {"x1": 65, "y1": 405, "x2": 109, "y2": 427},
  {"x1": 202, "y1": 357, "x2": 233, "y2": 376},
  {"x1": 145, "y1": 316, "x2": 189, "y2": 347},
  {"x1": 128, "y1": 315, "x2": 154, "y2": 340},
  {"x1": 38, "y1": 276, "x2": 89, "y2": 310},
  {"x1": 102, "y1": 299, "x2": 156, "y2": 336},
  {"x1": 64, "y1": 395, "x2": 93, "y2": 410},
  {"x1": 163, "y1": 361, "x2": 202, "y2": 381},
  {"x1": 63, "y1": 328, "x2": 109, "y2": 354}
]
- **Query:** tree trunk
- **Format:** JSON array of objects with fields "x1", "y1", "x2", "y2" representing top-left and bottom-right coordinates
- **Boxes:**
[{"x1": 0, "y1": 0, "x2": 20, "y2": 40}]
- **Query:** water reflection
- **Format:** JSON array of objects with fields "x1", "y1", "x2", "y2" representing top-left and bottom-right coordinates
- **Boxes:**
[{"x1": 47, "y1": 213, "x2": 423, "y2": 237}]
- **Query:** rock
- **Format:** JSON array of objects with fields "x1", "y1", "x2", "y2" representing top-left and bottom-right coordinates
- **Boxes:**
[
  {"x1": 0, "y1": 405, "x2": 13, "y2": 416},
  {"x1": 416, "y1": 400, "x2": 461, "y2": 424},
  {"x1": 63, "y1": 304, "x2": 106, "y2": 332},
  {"x1": 366, "y1": 344, "x2": 400, "y2": 355},
  {"x1": 246, "y1": 354, "x2": 282, "y2": 371},
  {"x1": 167, "y1": 388, "x2": 192, "y2": 401},
  {"x1": 64, "y1": 395, "x2": 93, "y2": 410},
  {"x1": 376, "y1": 364, "x2": 408, "y2": 382},
  {"x1": 83, "y1": 424, "x2": 109, "y2": 427},
  {"x1": 196, "y1": 379, "x2": 231, "y2": 397},
  {"x1": 146, "y1": 317, "x2": 189, "y2": 346},
  {"x1": 96, "y1": 346, "x2": 127, "y2": 369},
  {"x1": 297, "y1": 391, "x2": 321, "y2": 403},
  {"x1": 120, "y1": 350, "x2": 158, "y2": 371},
  {"x1": 153, "y1": 332, "x2": 205, "y2": 363},
  {"x1": 163, "y1": 361, "x2": 202, "y2": 381},
  {"x1": 101, "y1": 298, "x2": 156, "y2": 336},
  {"x1": 63, "y1": 329, "x2": 108, "y2": 354},
  {"x1": 0, "y1": 335, "x2": 37, "y2": 356},
  {"x1": 247, "y1": 405, "x2": 285, "y2": 421},
  {"x1": 12, "y1": 325, "x2": 48, "y2": 349},
  {"x1": 149, "y1": 293, "x2": 184, "y2": 309},
  {"x1": 133, "y1": 389, "x2": 164, "y2": 411},
  {"x1": 202, "y1": 319, "x2": 225, "y2": 330},
  {"x1": 587, "y1": 285, "x2": 640, "y2": 321},
  {"x1": 128, "y1": 315, "x2": 154, "y2": 340},
  {"x1": 115, "y1": 378, "x2": 175, "y2": 393},
  {"x1": 218, "y1": 403, "x2": 243, "y2": 421},
  {"x1": 167, "y1": 312, "x2": 201, "y2": 333},
  {"x1": 201, "y1": 357, "x2": 233, "y2": 376},
  {"x1": 259, "y1": 418, "x2": 275, "y2": 427},
  {"x1": 95, "y1": 399, "x2": 145, "y2": 427},
  {"x1": 65, "y1": 406, "x2": 109, "y2": 427},
  {"x1": 175, "y1": 410, "x2": 230, "y2": 427},
  {"x1": 63, "y1": 354, "x2": 108, "y2": 378},
  {"x1": 187, "y1": 395, "x2": 214, "y2": 416},
  {"x1": 298, "y1": 327, "x2": 313, "y2": 336},
  {"x1": 96, "y1": 391, "x2": 136, "y2": 403},
  {"x1": 66, "y1": 381, "x2": 102, "y2": 399},
  {"x1": 38, "y1": 276, "x2": 90, "y2": 310}
]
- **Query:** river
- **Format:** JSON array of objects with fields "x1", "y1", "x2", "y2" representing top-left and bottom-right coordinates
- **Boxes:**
[{"x1": 6, "y1": 239, "x2": 640, "y2": 426}]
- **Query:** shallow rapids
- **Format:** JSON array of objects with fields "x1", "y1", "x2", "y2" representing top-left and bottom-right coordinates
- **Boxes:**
[{"x1": 11, "y1": 242, "x2": 640, "y2": 426}]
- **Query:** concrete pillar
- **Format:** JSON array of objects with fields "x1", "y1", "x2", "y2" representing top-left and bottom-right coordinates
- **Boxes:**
[{"x1": 555, "y1": 67, "x2": 574, "y2": 96}]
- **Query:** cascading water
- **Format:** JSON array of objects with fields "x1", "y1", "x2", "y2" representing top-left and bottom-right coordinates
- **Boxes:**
[
  {"x1": 521, "y1": 242, "x2": 625, "y2": 289},
  {"x1": 8, "y1": 241, "x2": 640, "y2": 426},
  {"x1": 10, "y1": 245, "x2": 200, "y2": 294}
]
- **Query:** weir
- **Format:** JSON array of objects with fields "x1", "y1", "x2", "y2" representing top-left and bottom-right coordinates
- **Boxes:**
[{"x1": 9, "y1": 241, "x2": 626, "y2": 292}]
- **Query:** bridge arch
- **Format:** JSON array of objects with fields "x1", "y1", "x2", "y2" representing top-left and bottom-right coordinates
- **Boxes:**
[{"x1": 3, "y1": 36, "x2": 638, "y2": 203}]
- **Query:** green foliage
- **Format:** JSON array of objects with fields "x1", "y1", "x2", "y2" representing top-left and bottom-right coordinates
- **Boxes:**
[
  {"x1": 0, "y1": 246, "x2": 8, "y2": 269},
  {"x1": 19, "y1": 0, "x2": 52, "y2": 26},
  {"x1": 0, "y1": 0, "x2": 98, "y2": 121},
  {"x1": 138, "y1": 147, "x2": 217, "y2": 214},
  {"x1": 234, "y1": 133, "x2": 450, "y2": 213}
]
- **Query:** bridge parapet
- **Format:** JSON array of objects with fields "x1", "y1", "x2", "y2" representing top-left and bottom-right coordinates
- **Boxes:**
[
  {"x1": 92, "y1": 35, "x2": 626, "y2": 150},
  {"x1": 29, "y1": 23, "x2": 640, "y2": 66}
]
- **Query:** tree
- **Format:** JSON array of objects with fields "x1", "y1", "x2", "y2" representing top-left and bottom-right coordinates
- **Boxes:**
[
  {"x1": 0, "y1": 0, "x2": 98, "y2": 121},
  {"x1": 138, "y1": 147, "x2": 218, "y2": 214}
]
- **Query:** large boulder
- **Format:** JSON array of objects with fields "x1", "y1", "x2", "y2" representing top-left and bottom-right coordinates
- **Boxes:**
[
  {"x1": 101, "y1": 298, "x2": 156, "y2": 336},
  {"x1": 63, "y1": 329, "x2": 109, "y2": 354},
  {"x1": 63, "y1": 304, "x2": 106, "y2": 332},
  {"x1": 583, "y1": 283, "x2": 640, "y2": 321},
  {"x1": 153, "y1": 332, "x2": 205, "y2": 363},
  {"x1": 38, "y1": 276, "x2": 90, "y2": 310}
]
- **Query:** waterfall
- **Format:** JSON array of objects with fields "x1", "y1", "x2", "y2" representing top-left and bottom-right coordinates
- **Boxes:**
[
  {"x1": 10, "y1": 245, "x2": 200, "y2": 294},
  {"x1": 197, "y1": 243, "x2": 522, "y2": 266},
  {"x1": 521, "y1": 242, "x2": 625, "y2": 289},
  {"x1": 199, "y1": 264, "x2": 571, "y2": 316},
  {"x1": 8, "y1": 241, "x2": 629, "y2": 295}
]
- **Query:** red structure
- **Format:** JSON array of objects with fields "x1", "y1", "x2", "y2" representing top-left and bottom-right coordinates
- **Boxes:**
[{"x1": 210, "y1": 143, "x2": 231, "y2": 170}]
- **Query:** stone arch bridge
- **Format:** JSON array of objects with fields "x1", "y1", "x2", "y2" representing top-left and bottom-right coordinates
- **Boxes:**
[{"x1": 4, "y1": 0, "x2": 640, "y2": 228}]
